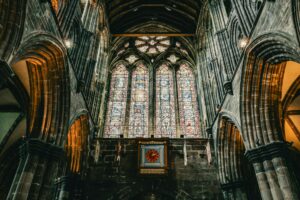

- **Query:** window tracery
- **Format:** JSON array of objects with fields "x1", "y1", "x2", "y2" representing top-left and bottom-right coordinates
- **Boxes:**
[
  {"x1": 135, "y1": 36, "x2": 170, "y2": 55},
  {"x1": 126, "y1": 55, "x2": 139, "y2": 64},
  {"x1": 105, "y1": 38, "x2": 200, "y2": 138}
]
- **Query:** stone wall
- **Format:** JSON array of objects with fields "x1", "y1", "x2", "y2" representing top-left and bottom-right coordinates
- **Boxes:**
[{"x1": 86, "y1": 139, "x2": 222, "y2": 200}]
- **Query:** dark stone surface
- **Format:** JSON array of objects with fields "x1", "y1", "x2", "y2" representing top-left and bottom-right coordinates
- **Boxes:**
[{"x1": 86, "y1": 139, "x2": 222, "y2": 200}]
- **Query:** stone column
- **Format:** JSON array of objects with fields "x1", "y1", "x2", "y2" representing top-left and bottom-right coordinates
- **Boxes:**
[
  {"x1": 54, "y1": 176, "x2": 71, "y2": 200},
  {"x1": 54, "y1": 174, "x2": 84, "y2": 200},
  {"x1": 7, "y1": 139, "x2": 66, "y2": 200},
  {"x1": 245, "y1": 142, "x2": 299, "y2": 200},
  {"x1": 221, "y1": 182, "x2": 248, "y2": 200}
]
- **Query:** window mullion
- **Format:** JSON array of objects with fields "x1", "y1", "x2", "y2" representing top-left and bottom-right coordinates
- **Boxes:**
[
  {"x1": 124, "y1": 67, "x2": 132, "y2": 138},
  {"x1": 149, "y1": 64, "x2": 155, "y2": 137},
  {"x1": 173, "y1": 65, "x2": 181, "y2": 138}
]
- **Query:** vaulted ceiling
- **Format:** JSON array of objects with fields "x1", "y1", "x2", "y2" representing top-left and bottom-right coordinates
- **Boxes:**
[{"x1": 105, "y1": 0, "x2": 203, "y2": 34}]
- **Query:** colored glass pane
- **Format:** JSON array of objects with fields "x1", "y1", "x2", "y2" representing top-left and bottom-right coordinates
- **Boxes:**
[
  {"x1": 128, "y1": 64, "x2": 149, "y2": 137},
  {"x1": 177, "y1": 64, "x2": 200, "y2": 137},
  {"x1": 156, "y1": 64, "x2": 176, "y2": 138},
  {"x1": 104, "y1": 64, "x2": 128, "y2": 138},
  {"x1": 135, "y1": 36, "x2": 170, "y2": 55}
]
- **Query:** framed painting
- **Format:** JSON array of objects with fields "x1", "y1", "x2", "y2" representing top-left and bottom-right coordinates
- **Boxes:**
[{"x1": 138, "y1": 140, "x2": 168, "y2": 174}]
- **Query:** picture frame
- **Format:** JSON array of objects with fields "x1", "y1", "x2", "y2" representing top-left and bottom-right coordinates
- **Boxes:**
[{"x1": 138, "y1": 140, "x2": 168, "y2": 175}]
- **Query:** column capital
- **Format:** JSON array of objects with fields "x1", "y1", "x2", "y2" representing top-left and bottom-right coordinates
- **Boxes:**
[
  {"x1": 220, "y1": 181, "x2": 244, "y2": 191},
  {"x1": 244, "y1": 142, "x2": 288, "y2": 163},
  {"x1": 21, "y1": 138, "x2": 66, "y2": 161}
]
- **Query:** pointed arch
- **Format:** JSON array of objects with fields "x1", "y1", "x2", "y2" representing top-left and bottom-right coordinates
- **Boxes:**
[
  {"x1": 11, "y1": 34, "x2": 70, "y2": 146},
  {"x1": 216, "y1": 116, "x2": 259, "y2": 199},
  {"x1": 241, "y1": 33, "x2": 300, "y2": 149},
  {"x1": 217, "y1": 117, "x2": 245, "y2": 184},
  {"x1": 66, "y1": 114, "x2": 89, "y2": 174}
]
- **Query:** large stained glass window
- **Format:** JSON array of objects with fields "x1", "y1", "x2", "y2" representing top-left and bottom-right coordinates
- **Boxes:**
[
  {"x1": 177, "y1": 64, "x2": 200, "y2": 138},
  {"x1": 105, "y1": 37, "x2": 201, "y2": 138},
  {"x1": 104, "y1": 64, "x2": 128, "y2": 138},
  {"x1": 128, "y1": 64, "x2": 149, "y2": 138},
  {"x1": 156, "y1": 64, "x2": 176, "y2": 138}
]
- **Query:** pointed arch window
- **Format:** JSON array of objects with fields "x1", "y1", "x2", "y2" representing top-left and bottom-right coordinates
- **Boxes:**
[
  {"x1": 128, "y1": 64, "x2": 149, "y2": 138},
  {"x1": 104, "y1": 38, "x2": 202, "y2": 138},
  {"x1": 177, "y1": 64, "x2": 200, "y2": 138},
  {"x1": 155, "y1": 64, "x2": 176, "y2": 138},
  {"x1": 104, "y1": 64, "x2": 128, "y2": 138}
]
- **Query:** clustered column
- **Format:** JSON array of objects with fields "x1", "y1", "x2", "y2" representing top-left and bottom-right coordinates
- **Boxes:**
[{"x1": 245, "y1": 142, "x2": 299, "y2": 200}]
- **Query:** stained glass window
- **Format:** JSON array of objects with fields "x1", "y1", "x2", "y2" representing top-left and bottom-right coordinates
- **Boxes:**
[
  {"x1": 135, "y1": 36, "x2": 170, "y2": 55},
  {"x1": 128, "y1": 64, "x2": 149, "y2": 138},
  {"x1": 104, "y1": 64, "x2": 128, "y2": 138},
  {"x1": 177, "y1": 64, "x2": 200, "y2": 137},
  {"x1": 156, "y1": 64, "x2": 176, "y2": 138},
  {"x1": 105, "y1": 38, "x2": 201, "y2": 138}
]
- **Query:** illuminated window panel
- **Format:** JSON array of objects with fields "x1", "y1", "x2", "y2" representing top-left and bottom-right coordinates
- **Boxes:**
[
  {"x1": 156, "y1": 64, "x2": 176, "y2": 138},
  {"x1": 104, "y1": 64, "x2": 128, "y2": 138},
  {"x1": 177, "y1": 64, "x2": 200, "y2": 137},
  {"x1": 129, "y1": 64, "x2": 149, "y2": 138},
  {"x1": 135, "y1": 36, "x2": 170, "y2": 55}
]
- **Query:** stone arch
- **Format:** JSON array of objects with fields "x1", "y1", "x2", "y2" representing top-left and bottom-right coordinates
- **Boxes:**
[
  {"x1": 281, "y1": 74, "x2": 300, "y2": 149},
  {"x1": 240, "y1": 32, "x2": 300, "y2": 149},
  {"x1": 0, "y1": 0, "x2": 27, "y2": 61},
  {"x1": 54, "y1": 113, "x2": 90, "y2": 200},
  {"x1": 11, "y1": 34, "x2": 70, "y2": 147},
  {"x1": 278, "y1": 61, "x2": 300, "y2": 189},
  {"x1": 66, "y1": 113, "x2": 89, "y2": 174},
  {"x1": 228, "y1": 16, "x2": 243, "y2": 65},
  {"x1": 216, "y1": 116, "x2": 259, "y2": 200},
  {"x1": 240, "y1": 32, "x2": 300, "y2": 199}
]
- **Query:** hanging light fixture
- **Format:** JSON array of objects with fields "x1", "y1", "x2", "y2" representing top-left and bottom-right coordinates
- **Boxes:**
[
  {"x1": 239, "y1": 37, "x2": 249, "y2": 49},
  {"x1": 64, "y1": 39, "x2": 73, "y2": 48}
]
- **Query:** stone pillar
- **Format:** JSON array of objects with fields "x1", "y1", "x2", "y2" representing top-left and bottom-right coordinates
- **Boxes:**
[
  {"x1": 54, "y1": 175, "x2": 84, "y2": 200},
  {"x1": 208, "y1": 0, "x2": 237, "y2": 80},
  {"x1": 7, "y1": 139, "x2": 66, "y2": 200},
  {"x1": 245, "y1": 142, "x2": 299, "y2": 200},
  {"x1": 54, "y1": 176, "x2": 71, "y2": 200},
  {"x1": 216, "y1": 29, "x2": 236, "y2": 79},
  {"x1": 221, "y1": 182, "x2": 248, "y2": 200}
]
